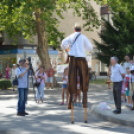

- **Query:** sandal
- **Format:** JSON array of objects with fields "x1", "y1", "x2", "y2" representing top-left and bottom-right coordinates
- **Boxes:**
[{"x1": 60, "y1": 102, "x2": 64, "y2": 105}]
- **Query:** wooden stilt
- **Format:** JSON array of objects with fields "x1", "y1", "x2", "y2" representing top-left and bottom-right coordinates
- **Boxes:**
[
  {"x1": 84, "y1": 108, "x2": 88, "y2": 123},
  {"x1": 71, "y1": 102, "x2": 74, "y2": 124}
]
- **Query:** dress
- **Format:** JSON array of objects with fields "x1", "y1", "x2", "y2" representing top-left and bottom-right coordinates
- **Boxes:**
[{"x1": 6, "y1": 68, "x2": 10, "y2": 79}]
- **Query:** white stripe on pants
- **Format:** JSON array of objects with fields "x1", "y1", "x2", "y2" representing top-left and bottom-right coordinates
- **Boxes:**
[{"x1": 36, "y1": 84, "x2": 45, "y2": 100}]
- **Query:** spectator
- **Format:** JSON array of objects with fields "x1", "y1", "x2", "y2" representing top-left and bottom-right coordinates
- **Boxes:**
[
  {"x1": 11, "y1": 64, "x2": 17, "y2": 91},
  {"x1": 46, "y1": 65, "x2": 55, "y2": 89},
  {"x1": 60, "y1": 68, "x2": 69, "y2": 105},
  {"x1": 129, "y1": 57, "x2": 134, "y2": 110},
  {"x1": 35, "y1": 66, "x2": 47, "y2": 103},
  {"x1": 6, "y1": 64, "x2": 11, "y2": 79},
  {"x1": 125, "y1": 67, "x2": 132, "y2": 107},
  {"x1": 74, "y1": 69, "x2": 82, "y2": 107},
  {"x1": 17, "y1": 59, "x2": 29, "y2": 116},
  {"x1": 123, "y1": 54, "x2": 131, "y2": 74},
  {"x1": 111, "y1": 57, "x2": 125, "y2": 114},
  {"x1": 122, "y1": 54, "x2": 131, "y2": 102}
]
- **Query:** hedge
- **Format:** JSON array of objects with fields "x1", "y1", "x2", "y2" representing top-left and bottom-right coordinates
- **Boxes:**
[{"x1": 0, "y1": 80, "x2": 12, "y2": 89}]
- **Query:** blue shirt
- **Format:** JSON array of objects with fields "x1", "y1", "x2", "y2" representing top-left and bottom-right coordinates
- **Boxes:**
[
  {"x1": 17, "y1": 67, "x2": 28, "y2": 88},
  {"x1": 111, "y1": 64, "x2": 125, "y2": 82}
]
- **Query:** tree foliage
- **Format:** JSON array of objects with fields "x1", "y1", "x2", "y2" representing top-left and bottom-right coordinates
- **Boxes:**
[
  {"x1": 0, "y1": 0, "x2": 100, "y2": 49},
  {"x1": 93, "y1": 13, "x2": 134, "y2": 66}
]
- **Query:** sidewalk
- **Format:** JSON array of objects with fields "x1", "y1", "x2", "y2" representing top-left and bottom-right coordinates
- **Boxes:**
[{"x1": 90, "y1": 101, "x2": 134, "y2": 127}]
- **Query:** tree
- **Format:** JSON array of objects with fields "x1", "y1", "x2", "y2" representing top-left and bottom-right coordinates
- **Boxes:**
[
  {"x1": 93, "y1": 12, "x2": 134, "y2": 66},
  {"x1": 0, "y1": 0, "x2": 100, "y2": 69},
  {"x1": 95, "y1": 0, "x2": 134, "y2": 13}
]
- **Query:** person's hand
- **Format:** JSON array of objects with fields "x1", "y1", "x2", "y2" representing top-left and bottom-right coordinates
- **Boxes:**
[
  {"x1": 26, "y1": 65, "x2": 30, "y2": 71},
  {"x1": 65, "y1": 48, "x2": 70, "y2": 52},
  {"x1": 40, "y1": 76, "x2": 43, "y2": 79}
]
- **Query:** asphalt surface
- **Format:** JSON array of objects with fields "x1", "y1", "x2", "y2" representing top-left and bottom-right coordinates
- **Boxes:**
[{"x1": 0, "y1": 85, "x2": 134, "y2": 134}]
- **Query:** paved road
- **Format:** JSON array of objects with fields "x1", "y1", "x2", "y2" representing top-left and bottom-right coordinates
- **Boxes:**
[{"x1": 0, "y1": 87, "x2": 134, "y2": 134}]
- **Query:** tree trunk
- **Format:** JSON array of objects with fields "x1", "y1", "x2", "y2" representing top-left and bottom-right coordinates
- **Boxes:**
[
  {"x1": 35, "y1": 10, "x2": 60, "y2": 87},
  {"x1": 35, "y1": 10, "x2": 51, "y2": 70}
]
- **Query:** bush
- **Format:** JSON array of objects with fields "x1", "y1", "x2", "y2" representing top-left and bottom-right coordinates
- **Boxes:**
[{"x1": 0, "y1": 80, "x2": 12, "y2": 89}]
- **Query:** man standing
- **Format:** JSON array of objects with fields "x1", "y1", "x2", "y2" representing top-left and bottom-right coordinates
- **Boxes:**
[
  {"x1": 17, "y1": 59, "x2": 29, "y2": 116},
  {"x1": 123, "y1": 54, "x2": 131, "y2": 74},
  {"x1": 61, "y1": 23, "x2": 93, "y2": 110},
  {"x1": 46, "y1": 65, "x2": 54, "y2": 89},
  {"x1": 111, "y1": 57, "x2": 125, "y2": 114}
]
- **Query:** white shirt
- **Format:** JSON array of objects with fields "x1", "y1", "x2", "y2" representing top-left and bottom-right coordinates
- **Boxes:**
[
  {"x1": 17, "y1": 67, "x2": 28, "y2": 88},
  {"x1": 61, "y1": 32, "x2": 93, "y2": 57},
  {"x1": 129, "y1": 64, "x2": 134, "y2": 82},
  {"x1": 11, "y1": 68, "x2": 17, "y2": 77},
  {"x1": 62, "y1": 75, "x2": 68, "y2": 84},
  {"x1": 123, "y1": 61, "x2": 131, "y2": 74},
  {"x1": 125, "y1": 74, "x2": 132, "y2": 82},
  {"x1": 111, "y1": 64, "x2": 125, "y2": 82}
]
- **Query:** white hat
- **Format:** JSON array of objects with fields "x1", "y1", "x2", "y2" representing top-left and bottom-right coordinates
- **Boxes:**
[
  {"x1": 13, "y1": 64, "x2": 16, "y2": 66},
  {"x1": 74, "y1": 22, "x2": 81, "y2": 28}
]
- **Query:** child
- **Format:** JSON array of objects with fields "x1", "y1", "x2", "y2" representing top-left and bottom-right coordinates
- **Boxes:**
[
  {"x1": 74, "y1": 70, "x2": 82, "y2": 107},
  {"x1": 125, "y1": 67, "x2": 132, "y2": 107},
  {"x1": 121, "y1": 80, "x2": 126, "y2": 103},
  {"x1": 60, "y1": 68, "x2": 69, "y2": 105}
]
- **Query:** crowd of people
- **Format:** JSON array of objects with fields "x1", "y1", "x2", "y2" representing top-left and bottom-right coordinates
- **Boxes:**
[
  {"x1": 108, "y1": 55, "x2": 134, "y2": 114},
  {"x1": 4, "y1": 60, "x2": 56, "y2": 116},
  {"x1": 4, "y1": 22, "x2": 134, "y2": 118},
  {"x1": 5, "y1": 55, "x2": 134, "y2": 116}
]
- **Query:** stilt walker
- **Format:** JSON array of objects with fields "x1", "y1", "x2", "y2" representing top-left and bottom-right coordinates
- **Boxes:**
[{"x1": 61, "y1": 23, "x2": 93, "y2": 123}]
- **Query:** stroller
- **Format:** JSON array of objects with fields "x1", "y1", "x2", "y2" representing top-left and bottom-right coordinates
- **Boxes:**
[{"x1": 88, "y1": 68, "x2": 96, "y2": 81}]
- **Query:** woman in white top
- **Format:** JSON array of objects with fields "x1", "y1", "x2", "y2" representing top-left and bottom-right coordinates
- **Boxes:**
[{"x1": 11, "y1": 64, "x2": 17, "y2": 91}]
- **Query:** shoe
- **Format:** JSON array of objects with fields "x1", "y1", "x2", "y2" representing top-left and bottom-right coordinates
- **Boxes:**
[
  {"x1": 122, "y1": 100, "x2": 126, "y2": 103},
  {"x1": 13, "y1": 89, "x2": 15, "y2": 91},
  {"x1": 24, "y1": 112, "x2": 29, "y2": 115},
  {"x1": 74, "y1": 103, "x2": 77, "y2": 106},
  {"x1": 113, "y1": 110, "x2": 116, "y2": 113},
  {"x1": 78, "y1": 103, "x2": 82, "y2": 107},
  {"x1": 22, "y1": 112, "x2": 29, "y2": 115},
  {"x1": 60, "y1": 102, "x2": 64, "y2": 105},
  {"x1": 17, "y1": 112, "x2": 25, "y2": 116},
  {"x1": 126, "y1": 103, "x2": 132, "y2": 108},
  {"x1": 113, "y1": 109, "x2": 121, "y2": 114},
  {"x1": 131, "y1": 107, "x2": 134, "y2": 110}
]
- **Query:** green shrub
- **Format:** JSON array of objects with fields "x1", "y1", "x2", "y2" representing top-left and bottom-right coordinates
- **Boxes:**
[{"x1": 0, "y1": 80, "x2": 12, "y2": 89}]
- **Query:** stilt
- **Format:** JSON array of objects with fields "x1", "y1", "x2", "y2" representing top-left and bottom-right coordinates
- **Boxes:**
[
  {"x1": 84, "y1": 108, "x2": 88, "y2": 123},
  {"x1": 71, "y1": 102, "x2": 74, "y2": 124}
]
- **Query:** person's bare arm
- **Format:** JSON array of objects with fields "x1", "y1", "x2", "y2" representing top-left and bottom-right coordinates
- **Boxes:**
[
  {"x1": 41, "y1": 76, "x2": 45, "y2": 81},
  {"x1": 107, "y1": 69, "x2": 110, "y2": 77},
  {"x1": 122, "y1": 74, "x2": 125, "y2": 79}
]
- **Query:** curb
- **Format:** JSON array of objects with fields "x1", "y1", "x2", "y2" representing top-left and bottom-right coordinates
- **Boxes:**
[{"x1": 90, "y1": 103, "x2": 134, "y2": 127}]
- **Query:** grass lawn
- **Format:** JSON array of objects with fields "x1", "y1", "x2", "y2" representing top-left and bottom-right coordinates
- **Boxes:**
[{"x1": 89, "y1": 79, "x2": 107, "y2": 84}]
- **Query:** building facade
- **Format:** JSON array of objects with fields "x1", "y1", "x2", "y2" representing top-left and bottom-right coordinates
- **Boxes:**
[
  {"x1": 58, "y1": 0, "x2": 101, "y2": 75},
  {"x1": 0, "y1": 0, "x2": 109, "y2": 76}
]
